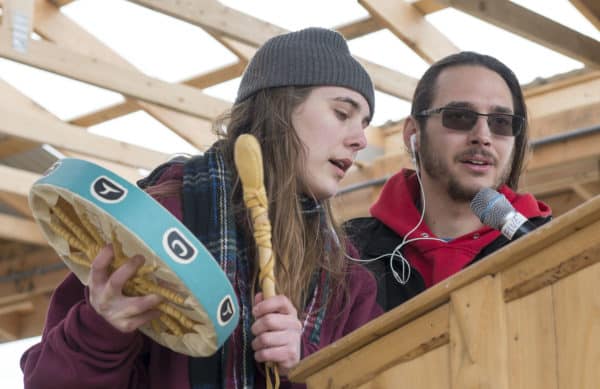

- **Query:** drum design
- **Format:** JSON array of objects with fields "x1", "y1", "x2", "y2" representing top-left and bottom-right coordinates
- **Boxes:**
[{"x1": 29, "y1": 158, "x2": 239, "y2": 357}]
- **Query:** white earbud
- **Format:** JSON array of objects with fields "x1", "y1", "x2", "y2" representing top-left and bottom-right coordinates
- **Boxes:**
[{"x1": 410, "y1": 134, "x2": 417, "y2": 164}]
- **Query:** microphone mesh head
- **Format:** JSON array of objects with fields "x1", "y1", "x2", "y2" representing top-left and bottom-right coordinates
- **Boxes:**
[{"x1": 470, "y1": 187, "x2": 515, "y2": 230}]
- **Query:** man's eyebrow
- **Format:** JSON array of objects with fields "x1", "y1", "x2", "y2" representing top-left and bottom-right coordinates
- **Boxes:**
[{"x1": 444, "y1": 101, "x2": 514, "y2": 114}]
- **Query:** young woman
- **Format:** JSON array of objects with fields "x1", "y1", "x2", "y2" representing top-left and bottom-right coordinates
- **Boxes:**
[{"x1": 21, "y1": 27, "x2": 382, "y2": 389}]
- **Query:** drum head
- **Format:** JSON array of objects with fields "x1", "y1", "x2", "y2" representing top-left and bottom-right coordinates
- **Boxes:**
[{"x1": 29, "y1": 158, "x2": 239, "y2": 357}]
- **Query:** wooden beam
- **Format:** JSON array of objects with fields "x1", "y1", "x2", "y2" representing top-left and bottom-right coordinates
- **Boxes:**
[
  {"x1": 0, "y1": 34, "x2": 230, "y2": 120},
  {"x1": 521, "y1": 157, "x2": 600, "y2": 196},
  {"x1": 527, "y1": 76, "x2": 600, "y2": 121},
  {"x1": 68, "y1": 62, "x2": 244, "y2": 128},
  {"x1": 0, "y1": 165, "x2": 39, "y2": 197},
  {"x1": 58, "y1": 151, "x2": 143, "y2": 184},
  {"x1": 0, "y1": 213, "x2": 47, "y2": 246},
  {"x1": 437, "y1": 0, "x2": 600, "y2": 67},
  {"x1": 0, "y1": 104, "x2": 169, "y2": 169},
  {"x1": 0, "y1": 314, "x2": 19, "y2": 341},
  {"x1": 0, "y1": 301, "x2": 34, "y2": 316},
  {"x1": 128, "y1": 0, "x2": 286, "y2": 47},
  {"x1": 134, "y1": 1, "x2": 419, "y2": 100},
  {"x1": 334, "y1": 17, "x2": 382, "y2": 40},
  {"x1": 0, "y1": 192, "x2": 33, "y2": 218},
  {"x1": 570, "y1": 0, "x2": 600, "y2": 30},
  {"x1": 356, "y1": 58, "x2": 418, "y2": 100},
  {"x1": 33, "y1": 0, "x2": 223, "y2": 148},
  {"x1": 360, "y1": 0, "x2": 459, "y2": 63},
  {"x1": 572, "y1": 184, "x2": 594, "y2": 201},
  {"x1": 0, "y1": 136, "x2": 39, "y2": 158}
]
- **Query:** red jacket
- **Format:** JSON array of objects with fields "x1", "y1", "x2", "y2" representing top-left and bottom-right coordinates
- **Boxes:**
[{"x1": 346, "y1": 169, "x2": 552, "y2": 310}]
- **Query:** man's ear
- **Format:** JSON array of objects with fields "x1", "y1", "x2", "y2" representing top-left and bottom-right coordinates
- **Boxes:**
[{"x1": 403, "y1": 116, "x2": 419, "y2": 156}]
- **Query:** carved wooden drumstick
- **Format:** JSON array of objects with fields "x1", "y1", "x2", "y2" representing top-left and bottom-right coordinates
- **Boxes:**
[
  {"x1": 234, "y1": 134, "x2": 280, "y2": 389},
  {"x1": 234, "y1": 134, "x2": 276, "y2": 299}
]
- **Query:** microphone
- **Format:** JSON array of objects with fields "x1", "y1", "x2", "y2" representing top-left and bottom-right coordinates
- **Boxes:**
[{"x1": 470, "y1": 187, "x2": 537, "y2": 240}]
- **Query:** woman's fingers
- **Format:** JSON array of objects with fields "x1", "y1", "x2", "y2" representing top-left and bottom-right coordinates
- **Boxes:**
[
  {"x1": 88, "y1": 244, "x2": 114, "y2": 288},
  {"x1": 106, "y1": 255, "x2": 145, "y2": 294},
  {"x1": 251, "y1": 293, "x2": 302, "y2": 374}
]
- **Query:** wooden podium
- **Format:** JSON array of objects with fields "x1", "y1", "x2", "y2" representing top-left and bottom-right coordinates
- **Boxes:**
[{"x1": 290, "y1": 195, "x2": 600, "y2": 389}]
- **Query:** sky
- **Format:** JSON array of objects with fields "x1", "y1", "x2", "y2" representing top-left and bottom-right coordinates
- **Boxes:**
[{"x1": 1, "y1": 1, "x2": 599, "y2": 387}]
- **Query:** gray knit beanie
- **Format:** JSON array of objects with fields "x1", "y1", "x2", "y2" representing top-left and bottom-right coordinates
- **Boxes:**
[{"x1": 235, "y1": 27, "x2": 375, "y2": 115}]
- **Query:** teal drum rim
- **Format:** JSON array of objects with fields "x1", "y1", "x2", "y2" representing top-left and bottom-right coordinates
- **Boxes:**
[{"x1": 30, "y1": 158, "x2": 239, "y2": 355}]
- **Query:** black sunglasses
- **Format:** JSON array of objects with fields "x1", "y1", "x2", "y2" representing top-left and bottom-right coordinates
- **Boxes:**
[{"x1": 416, "y1": 107, "x2": 524, "y2": 137}]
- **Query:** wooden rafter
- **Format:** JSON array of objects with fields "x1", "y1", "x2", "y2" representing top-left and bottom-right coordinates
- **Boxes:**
[
  {"x1": 570, "y1": 0, "x2": 600, "y2": 30},
  {"x1": 128, "y1": 0, "x2": 286, "y2": 47},
  {"x1": 437, "y1": 0, "x2": 600, "y2": 67},
  {"x1": 0, "y1": 192, "x2": 33, "y2": 218},
  {"x1": 0, "y1": 165, "x2": 39, "y2": 197},
  {"x1": 0, "y1": 213, "x2": 46, "y2": 246},
  {"x1": 131, "y1": 0, "x2": 419, "y2": 100},
  {"x1": 360, "y1": 0, "x2": 459, "y2": 63},
  {"x1": 0, "y1": 79, "x2": 168, "y2": 169},
  {"x1": 66, "y1": 61, "x2": 245, "y2": 129},
  {"x1": 32, "y1": 0, "x2": 223, "y2": 148},
  {"x1": 0, "y1": 35, "x2": 231, "y2": 120}
]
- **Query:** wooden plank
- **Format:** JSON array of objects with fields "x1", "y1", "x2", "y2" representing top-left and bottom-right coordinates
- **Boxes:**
[
  {"x1": 334, "y1": 16, "x2": 382, "y2": 40},
  {"x1": 0, "y1": 192, "x2": 33, "y2": 217},
  {"x1": 0, "y1": 314, "x2": 19, "y2": 341},
  {"x1": 570, "y1": 0, "x2": 600, "y2": 30},
  {"x1": 506, "y1": 288, "x2": 558, "y2": 389},
  {"x1": 132, "y1": 0, "x2": 419, "y2": 100},
  {"x1": 0, "y1": 213, "x2": 46, "y2": 246},
  {"x1": 0, "y1": 35, "x2": 230, "y2": 120},
  {"x1": 554, "y1": 261, "x2": 600, "y2": 388},
  {"x1": 527, "y1": 76, "x2": 600, "y2": 121},
  {"x1": 356, "y1": 58, "x2": 419, "y2": 100},
  {"x1": 502, "y1": 218, "x2": 600, "y2": 301},
  {"x1": 437, "y1": 0, "x2": 600, "y2": 67},
  {"x1": 572, "y1": 184, "x2": 594, "y2": 200},
  {"x1": 291, "y1": 194, "x2": 600, "y2": 381},
  {"x1": 363, "y1": 345, "x2": 449, "y2": 389},
  {"x1": 303, "y1": 305, "x2": 449, "y2": 388},
  {"x1": 59, "y1": 151, "x2": 143, "y2": 184},
  {"x1": 0, "y1": 104, "x2": 169, "y2": 169},
  {"x1": 0, "y1": 301, "x2": 34, "y2": 316},
  {"x1": 67, "y1": 63, "x2": 240, "y2": 134},
  {"x1": 360, "y1": 0, "x2": 459, "y2": 63},
  {"x1": 521, "y1": 157, "x2": 600, "y2": 196},
  {"x1": 0, "y1": 136, "x2": 39, "y2": 158},
  {"x1": 19, "y1": 293, "x2": 50, "y2": 338},
  {"x1": 530, "y1": 101, "x2": 600, "y2": 139},
  {"x1": 0, "y1": 165, "x2": 39, "y2": 196},
  {"x1": 449, "y1": 276, "x2": 508, "y2": 389},
  {"x1": 33, "y1": 0, "x2": 227, "y2": 148},
  {"x1": 128, "y1": 0, "x2": 286, "y2": 47},
  {"x1": 528, "y1": 131, "x2": 600, "y2": 171}
]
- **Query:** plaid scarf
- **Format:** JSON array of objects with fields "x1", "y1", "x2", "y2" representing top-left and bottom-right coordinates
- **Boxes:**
[
  {"x1": 149, "y1": 143, "x2": 331, "y2": 388},
  {"x1": 182, "y1": 144, "x2": 254, "y2": 389}
]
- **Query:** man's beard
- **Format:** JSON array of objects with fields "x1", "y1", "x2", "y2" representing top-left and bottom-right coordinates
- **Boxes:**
[{"x1": 419, "y1": 132, "x2": 511, "y2": 202}]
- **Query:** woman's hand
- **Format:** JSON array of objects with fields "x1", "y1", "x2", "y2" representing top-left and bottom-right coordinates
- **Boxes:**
[
  {"x1": 88, "y1": 245, "x2": 162, "y2": 333},
  {"x1": 251, "y1": 293, "x2": 303, "y2": 375}
]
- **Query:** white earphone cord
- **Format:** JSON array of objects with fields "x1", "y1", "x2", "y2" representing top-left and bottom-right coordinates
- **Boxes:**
[{"x1": 346, "y1": 146, "x2": 445, "y2": 285}]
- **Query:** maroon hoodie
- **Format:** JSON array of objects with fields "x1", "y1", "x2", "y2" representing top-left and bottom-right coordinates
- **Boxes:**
[{"x1": 370, "y1": 169, "x2": 551, "y2": 287}]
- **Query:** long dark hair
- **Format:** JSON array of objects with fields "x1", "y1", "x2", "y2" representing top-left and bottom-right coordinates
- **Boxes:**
[
  {"x1": 215, "y1": 86, "x2": 348, "y2": 311},
  {"x1": 411, "y1": 51, "x2": 528, "y2": 189}
]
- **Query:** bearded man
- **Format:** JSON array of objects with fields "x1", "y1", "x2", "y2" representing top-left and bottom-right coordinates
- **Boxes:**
[{"x1": 346, "y1": 52, "x2": 552, "y2": 311}]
